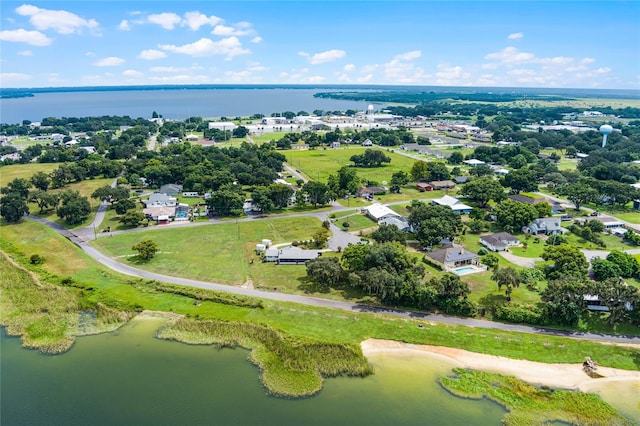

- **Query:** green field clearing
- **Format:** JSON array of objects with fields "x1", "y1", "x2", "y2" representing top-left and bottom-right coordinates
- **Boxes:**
[
  {"x1": 250, "y1": 132, "x2": 287, "y2": 144},
  {"x1": 1, "y1": 163, "x2": 58, "y2": 184},
  {"x1": 285, "y1": 147, "x2": 417, "y2": 184},
  {"x1": 92, "y1": 217, "x2": 323, "y2": 285}
]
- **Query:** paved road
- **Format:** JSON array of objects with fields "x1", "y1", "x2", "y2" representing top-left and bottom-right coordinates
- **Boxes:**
[{"x1": 23, "y1": 215, "x2": 640, "y2": 344}]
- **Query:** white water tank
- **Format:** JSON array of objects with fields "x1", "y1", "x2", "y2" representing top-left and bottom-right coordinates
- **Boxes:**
[{"x1": 262, "y1": 239, "x2": 272, "y2": 247}]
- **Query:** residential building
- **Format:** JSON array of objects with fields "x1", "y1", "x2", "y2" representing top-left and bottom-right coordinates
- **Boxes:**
[
  {"x1": 264, "y1": 246, "x2": 321, "y2": 264},
  {"x1": 463, "y1": 159, "x2": 485, "y2": 167},
  {"x1": 430, "y1": 180, "x2": 456, "y2": 190},
  {"x1": 362, "y1": 204, "x2": 400, "y2": 221},
  {"x1": 453, "y1": 176, "x2": 470, "y2": 185},
  {"x1": 143, "y1": 193, "x2": 177, "y2": 208},
  {"x1": 431, "y1": 195, "x2": 473, "y2": 214},
  {"x1": 378, "y1": 215, "x2": 413, "y2": 232},
  {"x1": 425, "y1": 245, "x2": 483, "y2": 272},
  {"x1": 508, "y1": 194, "x2": 548, "y2": 205},
  {"x1": 182, "y1": 192, "x2": 200, "y2": 198},
  {"x1": 416, "y1": 182, "x2": 433, "y2": 191},
  {"x1": 633, "y1": 199, "x2": 640, "y2": 211},
  {"x1": 357, "y1": 186, "x2": 386, "y2": 198},
  {"x1": 479, "y1": 232, "x2": 520, "y2": 252},
  {"x1": 159, "y1": 184, "x2": 183, "y2": 196},
  {"x1": 522, "y1": 218, "x2": 567, "y2": 235}
]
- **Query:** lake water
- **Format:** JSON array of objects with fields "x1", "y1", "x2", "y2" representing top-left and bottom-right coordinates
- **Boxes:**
[
  {"x1": 0, "y1": 89, "x2": 374, "y2": 124},
  {"x1": 1, "y1": 317, "x2": 506, "y2": 426}
]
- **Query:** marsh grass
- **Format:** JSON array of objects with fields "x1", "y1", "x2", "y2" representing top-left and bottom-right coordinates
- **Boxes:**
[
  {"x1": 157, "y1": 318, "x2": 373, "y2": 398},
  {"x1": 440, "y1": 368, "x2": 633, "y2": 426}
]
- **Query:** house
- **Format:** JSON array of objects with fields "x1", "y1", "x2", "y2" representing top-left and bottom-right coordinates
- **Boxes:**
[
  {"x1": 143, "y1": 193, "x2": 177, "y2": 208},
  {"x1": 362, "y1": 204, "x2": 400, "y2": 221},
  {"x1": 208, "y1": 121, "x2": 238, "y2": 131},
  {"x1": 453, "y1": 176, "x2": 470, "y2": 185},
  {"x1": 264, "y1": 246, "x2": 321, "y2": 264},
  {"x1": 159, "y1": 184, "x2": 183, "y2": 196},
  {"x1": 143, "y1": 206, "x2": 176, "y2": 223},
  {"x1": 522, "y1": 218, "x2": 567, "y2": 235},
  {"x1": 357, "y1": 186, "x2": 386, "y2": 198},
  {"x1": 431, "y1": 195, "x2": 473, "y2": 214},
  {"x1": 416, "y1": 182, "x2": 433, "y2": 191},
  {"x1": 509, "y1": 194, "x2": 548, "y2": 205},
  {"x1": 430, "y1": 180, "x2": 456, "y2": 190},
  {"x1": 598, "y1": 217, "x2": 625, "y2": 231},
  {"x1": 361, "y1": 139, "x2": 373, "y2": 147},
  {"x1": 425, "y1": 245, "x2": 482, "y2": 272},
  {"x1": 330, "y1": 141, "x2": 341, "y2": 149},
  {"x1": 480, "y1": 232, "x2": 520, "y2": 252},
  {"x1": 174, "y1": 204, "x2": 190, "y2": 221},
  {"x1": 182, "y1": 192, "x2": 200, "y2": 198},
  {"x1": 463, "y1": 159, "x2": 485, "y2": 167},
  {"x1": 584, "y1": 294, "x2": 634, "y2": 312},
  {"x1": 378, "y1": 215, "x2": 413, "y2": 232},
  {"x1": 633, "y1": 199, "x2": 640, "y2": 211}
]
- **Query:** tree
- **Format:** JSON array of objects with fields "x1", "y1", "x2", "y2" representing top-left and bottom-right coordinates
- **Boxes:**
[
  {"x1": 206, "y1": 185, "x2": 244, "y2": 216},
  {"x1": 251, "y1": 187, "x2": 274, "y2": 213},
  {"x1": 29, "y1": 190, "x2": 58, "y2": 212},
  {"x1": 56, "y1": 190, "x2": 91, "y2": 225},
  {"x1": 533, "y1": 202, "x2": 552, "y2": 218},
  {"x1": 30, "y1": 171, "x2": 50, "y2": 191},
  {"x1": 1, "y1": 178, "x2": 32, "y2": 198},
  {"x1": 370, "y1": 224, "x2": 407, "y2": 245},
  {"x1": 132, "y1": 239, "x2": 158, "y2": 260},
  {"x1": 0, "y1": 193, "x2": 29, "y2": 223},
  {"x1": 312, "y1": 227, "x2": 330, "y2": 248},
  {"x1": 305, "y1": 257, "x2": 344, "y2": 288},
  {"x1": 591, "y1": 258, "x2": 622, "y2": 281},
  {"x1": 541, "y1": 278, "x2": 588, "y2": 326},
  {"x1": 426, "y1": 162, "x2": 451, "y2": 181},
  {"x1": 502, "y1": 168, "x2": 538, "y2": 193},
  {"x1": 91, "y1": 186, "x2": 130, "y2": 205},
  {"x1": 606, "y1": 251, "x2": 640, "y2": 278},
  {"x1": 589, "y1": 278, "x2": 640, "y2": 327},
  {"x1": 410, "y1": 161, "x2": 429, "y2": 181},
  {"x1": 350, "y1": 149, "x2": 391, "y2": 167},
  {"x1": 114, "y1": 198, "x2": 137, "y2": 215},
  {"x1": 460, "y1": 177, "x2": 505, "y2": 207},
  {"x1": 232, "y1": 126, "x2": 249, "y2": 138},
  {"x1": 390, "y1": 170, "x2": 409, "y2": 188},
  {"x1": 448, "y1": 151, "x2": 464, "y2": 165},
  {"x1": 541, "y1": 245, "x2": 588, "y2": 280},
  {"x1": 267, "y1": 183, "x2": 294, "y2": 209},
  {"x1": 303, "y1": 181, "x2": 330, "y2": 207},
  {"x1": 491, "y1": 267, "x2": 521, "y2": 301},
  {"x1": 408, "y1": 204, "x2": 462, "y2": 247},
  {"x1": 554, "y1": 181, "x2": 597, "y2": 210},
  {"x1": 493, "y1": 199, "x2": 538, "y2": 233}
]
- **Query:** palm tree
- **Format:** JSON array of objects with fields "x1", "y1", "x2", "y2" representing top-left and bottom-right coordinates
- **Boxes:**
[{"x1": 491, "y1": 267, "x2": 521, "y2": 302}]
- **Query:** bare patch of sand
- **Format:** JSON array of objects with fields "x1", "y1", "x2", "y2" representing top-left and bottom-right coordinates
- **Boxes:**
[{"x1": 361, "y1": 339, "x2": 640, "y2": 391}]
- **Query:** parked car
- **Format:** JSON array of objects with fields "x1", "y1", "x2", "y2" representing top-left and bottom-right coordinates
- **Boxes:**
[
  {"x1": 590, "y1": 211, "x2": 599, "y2": 217},
  {"x1": 561, "y1": 215, "x2": 572, "y2": 222}
]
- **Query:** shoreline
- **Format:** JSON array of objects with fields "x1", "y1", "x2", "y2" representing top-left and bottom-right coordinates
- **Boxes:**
[{"x1": 361, "y1": 338, "x2": 640, "y2": 391}]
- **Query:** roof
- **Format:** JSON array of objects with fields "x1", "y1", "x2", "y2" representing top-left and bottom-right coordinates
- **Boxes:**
[
  {"x1": 277, "y1": 247, "x2": 320, "y2": 261},
  {"x1": 378, "y1": 216, "x2": 411, "y2": 230},
  {"x1": 480, "y1": 235, "x2": 506, "y2": 248},
  {"x1": 430, "y1": 180, "x2": 456, "y2": 187},
  {"x1": 491, "y1": 232, "x2": 519, "y2": 242},
  {"x1": 431, "y1": 195, "x2": 473, "y2": 211},
  {"x1": 426, "y1": 245, "x2": 479, "y2": 264},
  {"x1": 509, "y1": 194, "x2": 546, "y2": 205},
  {"x1": 265, "y1": 248, "x2": 279, "y2": 257},
  {"x1": 364, "y1": 204, "x2": 400, "y2": 221},
  {"x1": 453, "y1": 176, "x2": 470, "y2": 184},
  {"x1": 159, "y1": 184, "x2": 183, "y2": 195},
  {"x1": 463, "y1": 159, "x2": 485, "y2": 166}
]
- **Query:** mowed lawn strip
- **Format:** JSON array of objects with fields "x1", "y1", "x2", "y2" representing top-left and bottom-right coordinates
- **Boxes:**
[
  {"x1": 285, "y1": 146, "x2": 417, "y2": 183},
  {"x1": 1, "y1": 163, "x2": 58, "y2": 182},
  {"x1": 92, "y1": 216, "x2": 323, "y2": 284}
]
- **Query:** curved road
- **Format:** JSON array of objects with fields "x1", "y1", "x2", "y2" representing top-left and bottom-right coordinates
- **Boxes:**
[{"x1": 24, "y1": 215, "x2": 640, "y2": 344}]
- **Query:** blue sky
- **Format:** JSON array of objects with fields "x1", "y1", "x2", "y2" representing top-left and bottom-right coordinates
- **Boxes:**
[{"x1": 1, "y1": 1, "x2": 638, "y2": 89}]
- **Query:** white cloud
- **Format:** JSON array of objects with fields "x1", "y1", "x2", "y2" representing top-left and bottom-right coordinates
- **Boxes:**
[
  {"x1": 159, "y1": 37, "x2": 250, "y2": 59},
  {"x1": 182, "y1": 11, "x2": 222, "y2": 30},
  {"x1": 595, "y1": 67, "x2": 611, "y2": 74},
  {"x1": 247, "y1": 64, "x2": 268, "y2": 72},
  {"x1": 85, "y1": 51, "x2": 96, "y2": 57},
  {"x1": 357, "y1": 74, "x2": 374, "y2": 83},
  {"x1": 118, "y1": 20, "x2": 130, "y2": 31},
  {"x1": 484, "y1": 46, "x2": 536, "y2": 65},
  {"x1": 343, "y1": 64, "x2": 355, "y2": 72},
  {"x1": 211, "y1": 24, "x2": 254, "y2": 37},
  {"x1": 18, "y1": 50, "x2": 33, "y2": 56},
  {"x1": 147, "y1": 12, "x2": 181, "y2": 30},
  {"x1": 302, "y1": 49, "x2": 346, "y2": 65},
  {"x1": 435, "y1": 64, "x2": 472, "y2": 86},
  {"x1": 138, "y1": 49, "x2": 167, "y2": 60},
  {"x1": 122, "y1": 69, "x2": 143, "y2": 77},
  {"x1": 361, "y1": 64, "x2": 379, "y2": 73},
  {"x1": 150, "y1": 66, "x2": 188, "y2": 73},
  {"x1": 384, "y1": 51, "x2": 425, "y2": 83},
  {"x1": 16, "y1": 4, "x2": 99, "y2": 35},
  {"x1": 250, "y1": 36, "x2": 263, "y2": 43},
  {"x1": 0, "y1": 72, "x2": 32, "y2": 85},
  {"x1": 148, "y1": 74, "x2": 210, "y2": 84},
  {"x1": 581, "y1": 57, "x2": 596, "y2": 64},
  {"x1": 0, "y1": 29, "x2": 52, "y2": 46},
  {"x1": 93, "y1": 56, "x2": 125, "y2": 67},
  {"x1": 508, "y1": 32, "x2": 524, "y2": 40}
]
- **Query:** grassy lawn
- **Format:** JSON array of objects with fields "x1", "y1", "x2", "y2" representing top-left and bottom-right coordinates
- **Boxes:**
[
  {"x1": 3, "y1": 218, "x2": 640, "y2": 371},
  {"x1": 250, "y1": 132, "x2": 287, "y2": 144},
  {"x1": 92, "y1": 216, "x2": 323, "y2": 285},
  {"x1": 285, "y1": 146, "x2": 417, "y2": 184},
  {"x1": 30, "y1": 177, "x2": 114, "y2": 229},
  {"x1": 1, "y1": 163, "x2": 58, "y2": 183},
  {"x1": 332, "y1": 211, "x2": 377, "y2": 231}
]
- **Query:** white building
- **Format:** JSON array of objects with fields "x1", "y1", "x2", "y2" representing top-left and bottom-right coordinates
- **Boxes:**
[{"x1": 362, "y1": 204, "x2": 400, "y2": 221}]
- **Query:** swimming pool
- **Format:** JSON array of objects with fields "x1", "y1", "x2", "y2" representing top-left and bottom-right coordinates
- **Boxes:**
[{"x1": 453, "y1": 266, "x2": 478, "y2": 276}]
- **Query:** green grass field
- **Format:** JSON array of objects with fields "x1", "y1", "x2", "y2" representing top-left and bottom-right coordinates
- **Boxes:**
[
  {"x1": 1, "y1": 163, "x2": 58, "y2": 184},
  {"x1": 285, "y1": 146, "x2": 417, "y2": 184},
  {"x1": 92, "y1": 216, "x2": 323, "y2": 285}
]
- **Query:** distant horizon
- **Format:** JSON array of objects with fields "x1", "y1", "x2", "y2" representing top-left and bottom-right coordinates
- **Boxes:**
[{"x1": 2, "y1": 83, "x2": 639, "y2": 98}]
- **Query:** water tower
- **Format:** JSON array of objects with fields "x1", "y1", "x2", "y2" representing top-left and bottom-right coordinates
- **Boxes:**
[
  {"x1": 599, "y1": 124, "x2": 613, "y2": 148},
  {"x1": 367, "y1": 104, "x2": 374, "y2": 122}
]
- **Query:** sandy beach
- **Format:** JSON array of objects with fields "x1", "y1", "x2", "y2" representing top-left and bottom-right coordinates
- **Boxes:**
[{"x1": 361, "y1": 338, "x2": 640, "y2": 391}]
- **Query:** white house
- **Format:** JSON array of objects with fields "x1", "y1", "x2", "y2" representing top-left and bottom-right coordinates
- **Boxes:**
[
  {"x1": 431, "y1": 195, "x2": 473, "y2": 214},
  {"x1": 143, "y1": 193, "x2": 177, "y2": 208},
  {"x1": 522, "y1": 218, "x2": 566, "y2": 235},
  {"x1": 378, "y1": 215, "x2": 413, "y2": 232},
  {"x1": 479, "y1": 232, "x2": 520, "y2": 252},
  {"x1": 208, "y1": 121, "x2": 238, "y2": 131},
  {"x1": 362, "y1": 204, "x2": 400, "y2": 221},
  {"x1": 463, "y1": 159, "x2": 485, "y2": 167}
]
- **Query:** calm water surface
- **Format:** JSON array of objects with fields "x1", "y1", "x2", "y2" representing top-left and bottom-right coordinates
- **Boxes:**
[
  {"x1": 1, "y1": 317, "x2": 505, "y2": 426},
  {"x1": 0, "y1": 89, "x2": 375, "y2": 124}
]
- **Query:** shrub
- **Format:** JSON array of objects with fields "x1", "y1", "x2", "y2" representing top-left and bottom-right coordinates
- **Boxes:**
[
  {"x1": 477, "y1": 248, "x2": 488, "y2": 256},
  {"x1": 342, "y1": 221, "x2": 350, "y2": 228},
  {"x1": 494, "y1": 303, "x2": 542, "y2": 325},
  {"x1": 30, "y1": 254, "x2": 45, "y2": 265}
]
